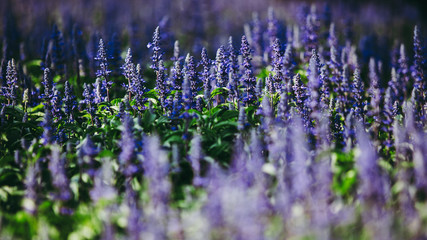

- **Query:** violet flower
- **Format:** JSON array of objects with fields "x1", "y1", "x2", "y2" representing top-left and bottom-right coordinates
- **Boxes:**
[
  {"x1": 95, "y1": 39, "x2": 112, "y2": 101},
  {"x1": 156, "y1": 60, "x2": 168, "y2": 111},
  {"x1": 107, "y1": 33, "x2": 122, "y2": 76},
  {"x1": 215, "y1": 46, "x2": 228, "y2": 88},
  {"x1": 77, "y1": 134, "x2": 99, "y2": 177},
  {"x1": 23, "y1": 163, "x2": 39, "y2": 215},
  {"x1": 189, "y1": 134, "x2": 204, "y2": 186},
  {"x1": 41, "y1": 106, "x2": 55, "y2": 145},
  {"x1": 119, "y1": 114, "x2": 138, "y2": 178},
  {"x1": 147, "y1": 26, "x2": 162, "y2": 72},
  {"x1": 48, "y1": 144, "x2": 72, "y2": 201},
  {"x1": 63, "y1": 81, "x2": 77, "y2": 123},
  {"x1": 1, "y1": 59, "x2": 19, "y2": 106},
  {"x1": 184, "y1": 54, "x2": 198, "y2": 105},
  {"x1": 49, "y1": 25, "x2": 65, "y2": 76},
  {"x1": 200, "y1": 48, "x2": 211, "y2": 100}
]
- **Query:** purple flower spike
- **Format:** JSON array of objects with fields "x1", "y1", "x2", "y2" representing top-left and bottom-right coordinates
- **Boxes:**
[
  {"x1": 119, "y1": 114, "x2": 137, "y2": 178},
  {"x1": 48, "y1": 144, "x2": 72, "y2": 201}
]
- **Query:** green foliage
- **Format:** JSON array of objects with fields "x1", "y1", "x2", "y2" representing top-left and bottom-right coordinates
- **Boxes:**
[{"x1": 331, "y1": 151, "x2": 357, "y2": 198}]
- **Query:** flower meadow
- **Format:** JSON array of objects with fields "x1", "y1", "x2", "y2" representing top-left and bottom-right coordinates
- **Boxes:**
[{"x1": 1, "y1": 0, "x2": 427, "y2": 239}]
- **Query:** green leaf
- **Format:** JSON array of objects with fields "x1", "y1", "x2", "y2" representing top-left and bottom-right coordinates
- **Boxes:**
[
  {"x1": 164, "y1": 132, "x2": 184, "y2": 145},
  {"x1": 156, "y1": 116, "x2": 170, "y2": 125},
  {"x1": 212, "y1": 121, "x2": 237, "y2": 130},
  {"x1": 210, "y1": 87, "x2": 229, "y2": 99},
  {"x1": 218, "y1": 110, "x2": 238, "y2": 121},
  {"x1": 98, "y1": 150, "x2": 115, "y2": 158},
  {"x1": 142, "y1": 111, "x2": 157, "y2": 127},
  {"x1": 26, "y1": 59, "x2": 42, "y2": 67},
  {"x1": 30, "y1": 103, "x2": 45, "y2": 113},
  {"x1": 110, "y1": 98, "x2": 122, "y2": 106}
]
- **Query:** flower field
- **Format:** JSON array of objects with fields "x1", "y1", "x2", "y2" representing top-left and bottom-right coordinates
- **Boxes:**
[{"x1": 0, "y1": 0, "x2": 427, "y2": 239}]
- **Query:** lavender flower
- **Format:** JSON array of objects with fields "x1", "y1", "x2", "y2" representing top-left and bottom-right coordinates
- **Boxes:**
[
  {"x1": 82, "y1": 83, "x2": 92, "y2": 105},
  {"x1": 133, "y1": 64, "x2": 147, "y2": 111},
  {"x1": 368, "y1": 58, "x2": 382, "y2": 125},
  {"x1": 156, "y1": 60, "x2": 168, "y2": 111},
  {"x1": 413, "y1": 25, "x2": 424, "y2": 91},
  {"x1": 292, "y1": 73, "x2": 308, "y2": 120},
  {"x1": 259, "y1": 95, "x2": 273, "y2": 134},
  {"x1": 200, "y1": 48, "x2": 211, "y2": 100},
  {"x1": 148, "y1": 26, "x2": 162, "y2": 71},
  {"x1": 142, "y1": 135, "x2": 170, "y2": 205},
  {"x1": 189, "y1": 134, "x2": 203, "y2": 186},
  {"x1": 267, "y1": 7, "x2": 279, "y2": 60},
  {"x1": 119, "y1": 114, "x2": 137, "y2": 178},
  {"x1": 389, "y1": 68, "x2": 402, "y2": 103},
  {"x1": 328, "y1": 45, "x2": 341, "y2": 86},
  {"x1": 271, "y1": 38, "x2": 284, "y2": 92},
  {"x1": 23, "y1": 163, "x2": 39, "y2": 215},
  {"x1": 228, "y1": 70, "x2": 239, "y2": 104},
  {"x1": 241, "y1": 35, "x2": 253, "y2": 71},
  {"x1": 78, "y1": 134, "x2": 99, "y2": 177},
  {"x1": 397, "y1": 44, "x2": 410, "y2": 95},
  {"x1": 95, "y1": 39, "x2": 112, "y2": 101},
  {"x1": 242, "y1": 69, "x2": 257, "y2": 106},
  {"x1": 182, "y1": 71, "x2": 193, "y2": 114},
  {"x1": 307, "y1": 49, "x2": 321, "y2": 116},
  {"x1": 49, "y1": 25, "x2": 65, "y2": 76},
  {"x1": 355, "y1": 122, "x2": 387, "y2": 207},
  {"x1": 41, "y1": 68, "x2": 54, "y2": 103},
  {"x1": 271, "y1": 38, "x2": 282, "y2": 71},
  {"x1": 351, "y1": 68, "x2": 365, "y2": 120},
  {"x1": 215, "y1": 46, "x2": 228, "y2": 88},
  {"x1": 282, "y1": 44, "x2": 295, "y2": 86},
  {"x1": 95, "y1": 38, "x2": 112, "y2": 79},
  {"x1": 127, "y1": 203, "x2": 143, "y2": 240},
  {"x1": 48, "y1": 145, "x2": 72, "y2": 202},
  {"x1": 328, "y1": 23, "x2": 337, "y2": 48},
  {"x1": 170, "y1": 53, "x2": 183, "y2": 92},
  {"x1": 412, "y1": 131, "x2": 427, "y2": 193},
  {"x1": 122, "y1": 48, "x2": 135, "y2": 101},
  {"x1": 90, "y1": 158, "x2": 117, "y2": 202},
  {"x1": 277, "y1": 86, "x2": 291, "y2": 123},
  {"x1": 412, "y1": 26, "x2": 425, "y2": 120},
  {"x1": 319, "y1": 64, "x2": 330, "y2": 110},
  {"x1": 41, "y1": 106, "x2": 55, "y2": 145},
  {"x1": 303, "y1": 8, "x2": 319, "y2": 57},
  {"x1": 172, "y1": 40, "x2": 180, "y2": 61},
  {"x1": 184, "y1": 54, "x2": 198, "y2": 104},
  {"x1": 237, "y1": 104, "x2": 248, "y2": 131},
  {"x1": 71, "y1": 24, "x2": 89, "y2": 79},
  {"x1": 265, "y1": 73, "x2": 274, "y2": 96},
  {"x1": 63, "y1": 81, "x2": 77, "y2": 123},
  {"x1": 227, "y1": 37, "x2": 239, "y2": 83},
  {"x1": 336, "y1": 64, "x2": 350, "y2": 115},
  {"x1": 250, "y1": 12, "x2": 263, "y2": 57},
  {"x1": 170, "y1": 91, "x2": 183, "y2": 124},
  {"x1": 290, "y1": 116, "x2": 311, "y2": 199},
  {"x1": 41, "y1": 37, "x2": 52, "y2": 71},
  {"x1": 107, "y1": 33, "x2": 122, "y2": 76},
  {"x1": 1, "y1": 59, "x2": 19, "y2": 106},
  {"x1": 51, "y1": 88, "x2": 63, "y2": 122},
  {"x1": 82, "y1": 83, "x2": 96, "y2": 124},
  {"x1": 93, "y1": 77, "x2": 105, "y2": 104}
]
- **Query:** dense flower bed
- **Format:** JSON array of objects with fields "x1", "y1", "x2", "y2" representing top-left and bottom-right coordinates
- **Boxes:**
[{"x1": 0, "y1": 1, "x2": 426, "y2": 239}]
